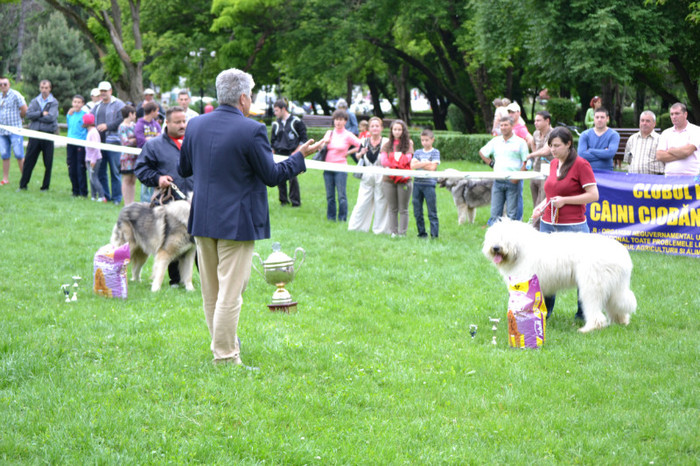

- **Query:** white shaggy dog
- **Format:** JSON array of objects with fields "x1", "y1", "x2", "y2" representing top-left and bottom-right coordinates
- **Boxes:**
[{"x1": 482, "y1": 218, "x2": 636, "y2": 333}]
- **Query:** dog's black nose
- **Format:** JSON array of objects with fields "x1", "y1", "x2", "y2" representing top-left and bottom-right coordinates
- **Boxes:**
[{"x1": 492, "y1": 245, "x2": 501, "y2": 254}]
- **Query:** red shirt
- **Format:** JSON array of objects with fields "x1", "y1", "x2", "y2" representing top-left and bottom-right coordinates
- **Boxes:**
[
  {"x1": 542, "y1": 156, "x2": 596, "y2": 224},
  {"x1": 169, "y1": 134, "x2": 183, "y2": 150}
]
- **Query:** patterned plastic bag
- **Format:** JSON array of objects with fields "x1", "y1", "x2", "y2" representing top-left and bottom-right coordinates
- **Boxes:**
[
  {"x1": 507, "y1": 274, "x2": 547, "y2": 349},
  {"x1": 93, "y1": 243, "x2": 131, "y2": 299}
]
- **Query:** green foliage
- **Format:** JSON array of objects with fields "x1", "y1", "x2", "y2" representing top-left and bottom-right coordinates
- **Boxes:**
[
  {"x1": 1, "y1": 149, "x2": 699, "y2": 463},
  {"x1": 447, "y1": 104, "x2": 468, "y2": 133},
  {"x1": 547, "y1": 98, "x2": 578, "y2": 125},
  {"x1": 658, "y1": 112, "x2": 672, "y2": 130},
  {"x1": 621, "y1": 107, "x2": 636, "y2": 127},
  {"x1": 20, "y1": 12, "x2": 103, "y2": 113}
]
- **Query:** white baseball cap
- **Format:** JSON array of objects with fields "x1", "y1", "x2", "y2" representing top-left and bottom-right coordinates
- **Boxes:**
[
  {"x1": 506, "y1": 102, "x2": 521, "y2": 113},
  {"x1": 90, "y1": 88, "x2": 100, "y2": 97},
  {"x1": 144, "y1": 88, "x2": 155, "y2": 95},
  {"x1": 98, "y1": 81, "x2": 112, "y2": 91}
]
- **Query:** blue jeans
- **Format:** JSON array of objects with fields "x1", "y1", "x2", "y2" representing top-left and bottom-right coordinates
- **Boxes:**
[
  {"x1": 412, "y1": 183, "x2": 438, "y2": 237},
  {"x1": 323, "y1": 170, "x2": 348, "y2": 221},
  {"x1": 98, "y1": 149, "x2": 122, "y2": 203},
  {"x1": 488, "y1": 179, "x2": 523, "y2": 226},
  {"x1": 539, "y1": 220, "x2": 588, "y2": 319},
  {"x1": 0, "y1": 134, "x2": 24, "y2": 160}
]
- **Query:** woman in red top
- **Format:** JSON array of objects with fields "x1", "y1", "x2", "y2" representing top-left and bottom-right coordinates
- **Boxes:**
[
  {"x1": 532, "y1": 126, "x2": 598, "y2": 320},
  {"x1": 380, "y1": 120, "x2": 414, "y2": 236}
]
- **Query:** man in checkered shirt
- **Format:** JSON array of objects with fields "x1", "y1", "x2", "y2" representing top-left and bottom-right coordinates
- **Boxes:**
[
  {"x1": 624, "y1": 110, "x2": 663, "y2": 175},
  {"x1": 0, "y1": 76, "x2": 27, "y2": 185}
]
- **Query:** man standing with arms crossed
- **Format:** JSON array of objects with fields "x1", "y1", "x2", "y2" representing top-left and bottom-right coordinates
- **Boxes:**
[
  {"x1": 19, "y1": 80, "x2": 58, "y2": 191},
  {"x1": 578, "y1": 107, "x2": 620, "y2": 171},
  {"x1": 624, "y1": 110, "x2": 663, "y2": 175},
  {"x1": 656, "y1": 102, "x2": 700, "y2": 176},
  {"x1": 0, "y1": 76, "x2": 27, "y2": 186},
  {"x1": 179, "y1": 68, "x2": 321, "y2": 366}
]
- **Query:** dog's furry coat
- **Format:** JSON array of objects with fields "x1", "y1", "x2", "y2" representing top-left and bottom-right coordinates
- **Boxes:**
[
  {"x1": 111, "y1": 200, "x2": 196, "y2": 292},
  {"x1": 482, "y1": 218, "x2": 636, "y2": 333},
  {"x1": 438, "y1": 169, "x2": 493, "y2": 224}
]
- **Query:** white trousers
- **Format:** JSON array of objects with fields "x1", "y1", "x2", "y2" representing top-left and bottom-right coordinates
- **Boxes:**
[{"x1": 348, "y1": 176, "x2": 390, "y2": 234}]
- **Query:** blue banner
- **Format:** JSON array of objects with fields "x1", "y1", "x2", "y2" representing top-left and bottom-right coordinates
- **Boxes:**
[{"x1": 588, "y1": 172, "x2": 700, "y2": 257}]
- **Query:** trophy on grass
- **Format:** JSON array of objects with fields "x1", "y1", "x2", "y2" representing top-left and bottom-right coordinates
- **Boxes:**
[
  {"x1": 71, "y1": 275, "x2": 82, "y2": 301},
  {"x1": 251, "y1": 242, "x2": 306, "y2": 313},
  {"x1": 61, "y1": 284, "x2": 71, "y2": 303}
]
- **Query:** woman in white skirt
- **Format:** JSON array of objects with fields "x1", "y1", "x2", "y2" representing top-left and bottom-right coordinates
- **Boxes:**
[{"x1": 348, "y1": 116, "x2": 390, "y2": 234}]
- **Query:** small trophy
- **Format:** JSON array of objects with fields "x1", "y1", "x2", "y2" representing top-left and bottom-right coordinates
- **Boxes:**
[
  {"x1": 61, "y1": 284, "x2": 71, "y2": 303},
  {"x1": 251, "y1": 242, "x2": 305, "y2": 313},
  {"x1": 71, "y1": 275, "x2": 82, "y2": 301},
  {"x1": 469, "y1": 324, "x2": 478, "y2": 340},
  {"x1": 489, "y1": 317, "x2": 500, "y2": 345}
]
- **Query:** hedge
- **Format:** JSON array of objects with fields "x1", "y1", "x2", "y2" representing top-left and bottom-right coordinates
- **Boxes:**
[{"x1": 295, "y1": 127, "x2": 491, "y2": 162}]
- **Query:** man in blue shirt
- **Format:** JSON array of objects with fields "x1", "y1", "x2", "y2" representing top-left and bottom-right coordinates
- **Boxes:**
[{"x1": 578, "y1": 107, "x2": 620, "y2": 171}]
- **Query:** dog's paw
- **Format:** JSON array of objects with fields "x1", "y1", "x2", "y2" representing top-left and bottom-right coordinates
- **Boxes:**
[{"x1": 578, "y1": 316, "x2": 608, "y2": 333}]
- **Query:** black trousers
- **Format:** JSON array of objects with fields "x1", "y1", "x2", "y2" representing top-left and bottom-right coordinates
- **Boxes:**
[
  {"x1": 19, "y1": 138, "x2": 54, "y2": 190},
  {"x1": 66, "y1": 144, "x2": 88, "y2": 196},
  {"x1": 278, "y1": 176, "x2": 301, "y2": 206}
]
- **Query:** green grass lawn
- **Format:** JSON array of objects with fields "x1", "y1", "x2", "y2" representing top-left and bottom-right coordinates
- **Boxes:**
[{"x1": 1, "y1": 148, "x2": 698, "y2": 464}]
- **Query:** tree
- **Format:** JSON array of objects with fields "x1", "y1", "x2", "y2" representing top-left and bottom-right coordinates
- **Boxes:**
[
  {"x1": 21, "y1": 12, "x2": 102, "y2": 112},
  {"x1": 43, "y1": 0, "x2": 145, "y2": 103}
]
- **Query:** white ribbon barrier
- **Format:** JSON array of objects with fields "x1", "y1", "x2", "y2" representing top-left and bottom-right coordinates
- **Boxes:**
[{"x1": 1, "y1": 124, "x2": 546, "y2": 181}]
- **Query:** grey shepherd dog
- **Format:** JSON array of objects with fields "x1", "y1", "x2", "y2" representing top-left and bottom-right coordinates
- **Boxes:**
[{"x1": 110, "y1": 199, "x2": 196, "y2": 292}]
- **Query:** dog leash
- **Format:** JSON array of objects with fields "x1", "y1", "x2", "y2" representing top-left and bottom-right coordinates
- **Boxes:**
[
  {"x1": 169, "y1": 182, "x2": 186, "y2": 200},
  {"x1": 529, "y1": 198, "x2": 558, "y2": 225}
]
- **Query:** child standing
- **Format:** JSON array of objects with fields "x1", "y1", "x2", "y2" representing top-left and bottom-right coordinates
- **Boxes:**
[
  {"x1": 410, "y1": 129, "x2": 441, "y2": 238},
  {"x1": 65, "y1": 95, "x2": 88, "y2": 197},
  {"x1": 83, "y1": 113, "x2": 106, "y2": 202},
  {"x1": 358, "y1": 120, "x2": 369, "y2": 142},
  {"x1": 118, "y1": 105, "x2": 138, "y2": 205}
]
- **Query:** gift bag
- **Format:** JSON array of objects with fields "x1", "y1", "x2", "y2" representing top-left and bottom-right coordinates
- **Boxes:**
[
  {"x1": 507, "y1": 274, "x2": 547, "y2": 348},
  {"x1": 93, "y1": 243, "x2": 131, "y2": 299}
]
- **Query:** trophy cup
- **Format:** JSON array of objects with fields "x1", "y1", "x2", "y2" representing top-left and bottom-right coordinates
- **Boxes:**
[
  {"x1": 71, "y1": 275, "x2": 82, "y2": 301},
  {"x1": 251, "y1": 242, "x2": 306, "y2": 313},
  {"x1": 61, "y1": 284, "x2": 71, "y2": 303},
  {"x1": 489, "y1": 317, "x2": 500, "y2": 345}
]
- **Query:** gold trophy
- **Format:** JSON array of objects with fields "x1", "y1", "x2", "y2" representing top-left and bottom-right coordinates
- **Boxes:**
[{"x1": 251, "y1": 242, "x2": 306, "y2": 313}]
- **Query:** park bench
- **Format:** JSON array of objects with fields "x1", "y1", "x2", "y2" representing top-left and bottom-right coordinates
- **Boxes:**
[{"x1": 611, "y1": 127, "x2": 661, "y2": 167}]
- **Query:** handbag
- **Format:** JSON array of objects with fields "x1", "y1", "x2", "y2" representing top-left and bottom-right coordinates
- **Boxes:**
[
  {"x1": 313, "y1": 130, "x2": 332, "y2": 161},
  {"x1": 353, "y1": 157, "x2": 366, "y2": 179}
]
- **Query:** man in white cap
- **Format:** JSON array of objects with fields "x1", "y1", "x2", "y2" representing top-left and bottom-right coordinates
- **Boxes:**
[
  {"x1": 136, "y1": 88, "x2": 164, "y2": 119},
  {"x1": 91, "y1": 80, "x2": 126, "y2": 203}
]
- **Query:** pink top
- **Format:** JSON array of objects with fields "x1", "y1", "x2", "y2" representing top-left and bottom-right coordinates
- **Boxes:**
[
  {"x1": 658, "y1": 123, "x2": 700, "y2": 176},
  {"x1": 324, "y1": 128, "x2": 361, "y2": 164},
  {"x1": 513, "y1": 122, "x2": 531, "y2": 140},
  {"x1": 85, "y1": 127, "x2": 102, "y2": 164}
]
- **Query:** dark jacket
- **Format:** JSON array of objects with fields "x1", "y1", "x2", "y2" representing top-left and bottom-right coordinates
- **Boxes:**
[
  {"x1": 26, "y1": 94, "x2": 59, "y2": 133},
  {"x1": 179, "y1": 105, "x2": 306, "y2": 241},
  {"x1": 91, "y1": 97, "x2": 126, "y2": 143},
  {"x1": 135, "y1": 133, "x2": 193, "y2": 198},
  {"x1": 270, "y1": 115, "x2": 307, "y2": 155}
]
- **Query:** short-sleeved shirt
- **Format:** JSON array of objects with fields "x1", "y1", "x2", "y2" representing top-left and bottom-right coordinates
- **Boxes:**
[
  {"x1": 513, "y1": 123, "x2": 531, "y2": 141},
  {"x1": 0, "y1": 89, "x2": 27, "y2": 135},
  {"x1": 624, "y1": 131, "x2": 663, "y2": 175},
  {"x1": 542, "y1": 157, "x2": 596, "y2": 225},
  {"x1": 413, "y1": 148, "x2": 440, "y2": 185},
  {"x1": 325, "y1": 128, "x2": 361, "y2": 164},
  {"x1": 658, "y1": 123, "x2": 700, "y2": 176},
  {"x1": 480, "y1": 134, "x2": 529, "y2": 172},
  {"x1": 66, "y1": 110, "x2": 88, "y2": 140},
  {"x1": 532, "y1": 127, "x2": 553, "y2": 170}
]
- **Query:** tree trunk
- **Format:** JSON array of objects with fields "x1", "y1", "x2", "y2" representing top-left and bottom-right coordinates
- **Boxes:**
[
  {"x1": 467, "y1": 64, "x2": 491, "y2": 132},
  {"x1": 16, "y1": 0, "x2": 28, "y2": 80},
  {"x1": 669, "y1": 55, "x2": 700, "y2": 124},
  {"x1": 346, "y1": 78, "x2": 353, "y2": 107},
  {"x1": 366, "y1": 73, "x2": 384, "y2": 119},
  {"x1": 601, "y1": 77, "x2": 615, "y2": 124},
  {"x1": 634, "y1": 86, "x2": 646, "y2": 121},
  {"x1": 423, "y1": 84, "x2": 447, "y2": 130}
]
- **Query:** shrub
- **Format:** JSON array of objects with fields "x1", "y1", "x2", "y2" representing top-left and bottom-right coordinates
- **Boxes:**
[
  {"x1": 447, "y1": 104, "x2": 468, "y2": 133},
  {"x1": 278, "y1": 127, "x2": 492, "y2": 162},
  {"x1": 547, "y1": 98, "x2": 577, "y2": 125},
  {"x1": 621, "y1": 107, "x2": 636, "y2": 127},
  {"x1": 658, "y1": 112, "x2": 671, "y2": 130}
]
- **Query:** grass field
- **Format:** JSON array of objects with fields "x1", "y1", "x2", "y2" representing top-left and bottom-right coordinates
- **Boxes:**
[{"x1": 1, "y1": 148, "x2": 698, "y2": 464}]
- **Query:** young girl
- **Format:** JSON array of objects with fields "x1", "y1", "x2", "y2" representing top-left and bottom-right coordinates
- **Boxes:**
[
  {"x1": 66, "y1": 95, "x2": 88, "y2": 197},
  {"x1": 118, "y1": 105, "x2": 138, "y2": 205},
  {"x1": 380, "y1": 120, "x2": 414, "y2": 236},
  {"x1": 358, "y1": 120, "x2": 370, "y2": 142},
  {"x1": 83, "y1": 113, "x2": 106, "y2": 202}
]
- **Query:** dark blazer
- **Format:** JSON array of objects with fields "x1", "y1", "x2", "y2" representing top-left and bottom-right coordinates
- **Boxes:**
[
  {"x1": 135, "y1": 133, "x2": 193, "y2": 197},
  {"x1": 179, "y1": 105, "x2": 306, "y2": 241}
]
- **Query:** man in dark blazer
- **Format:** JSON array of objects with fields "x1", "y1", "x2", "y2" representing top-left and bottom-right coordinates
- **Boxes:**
[{"x1": 179, "y1": 68, "x2": 321, "y2": 366}]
